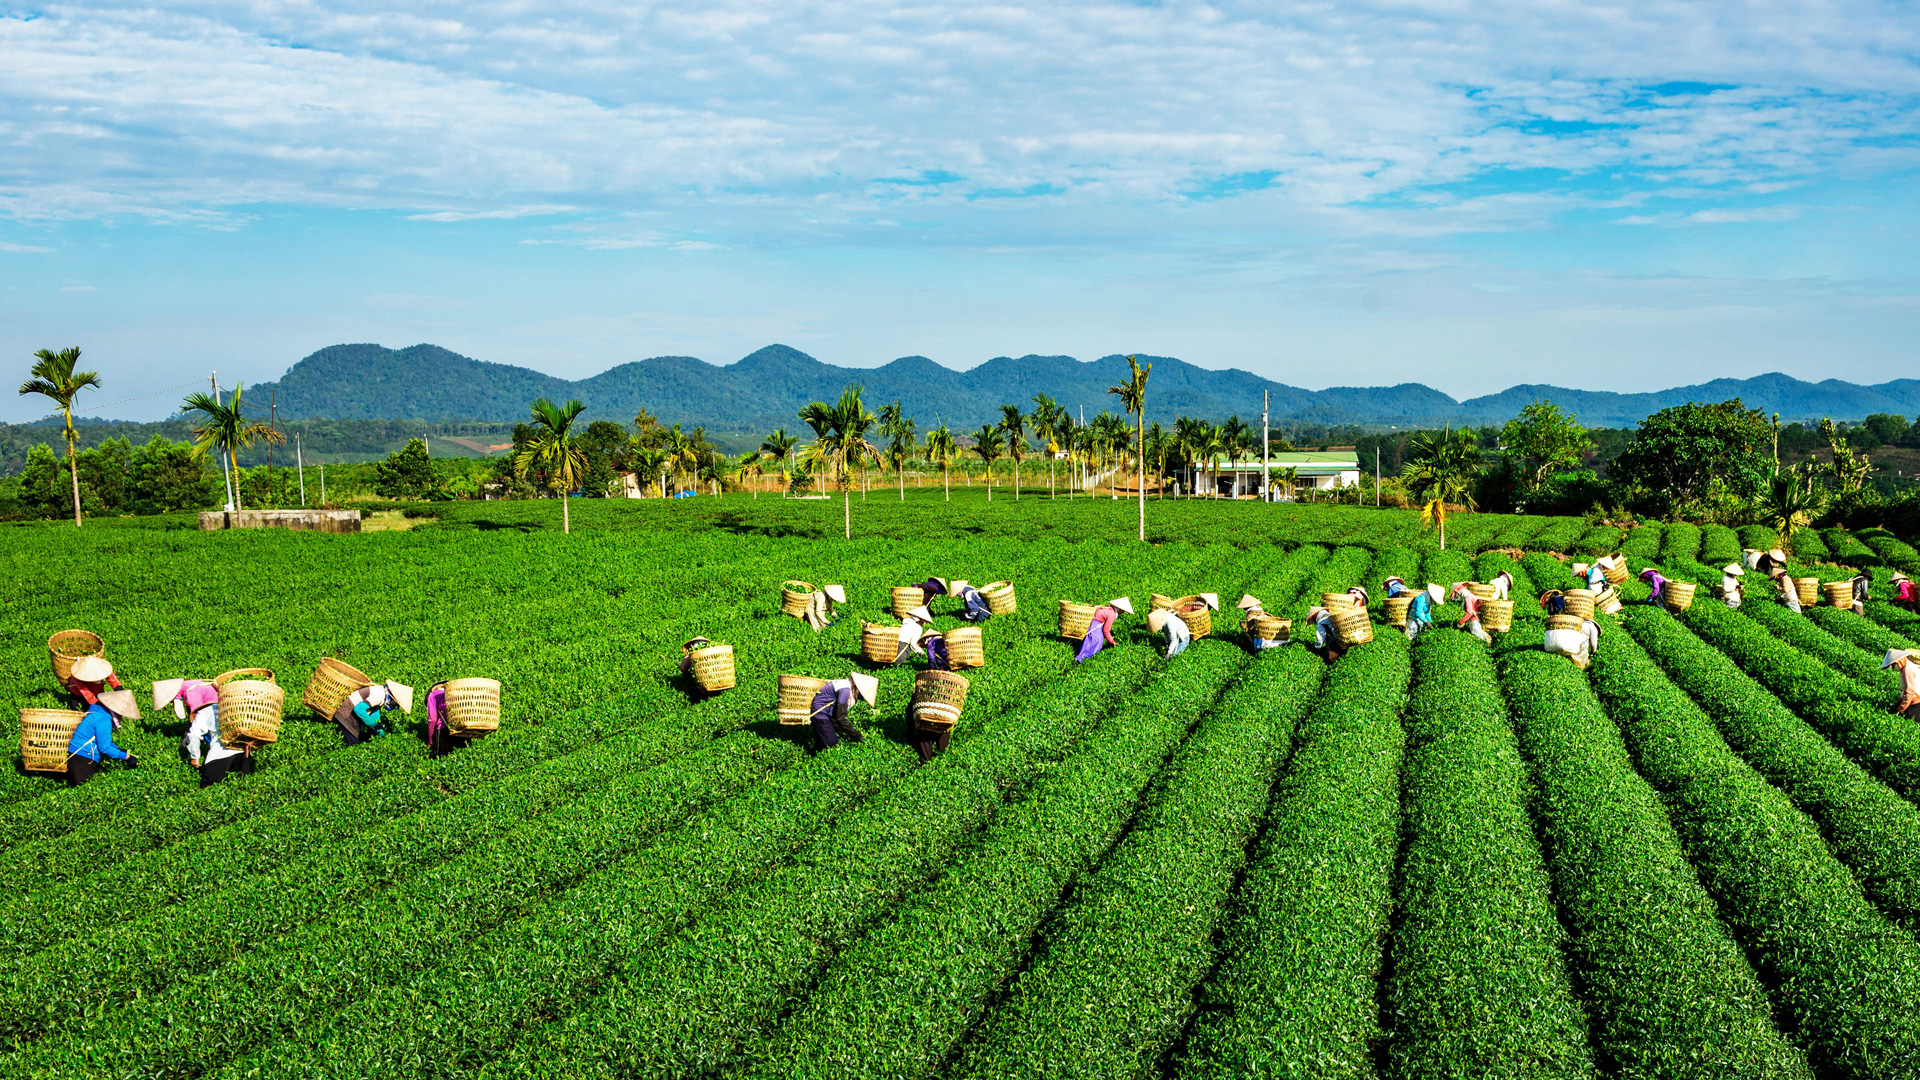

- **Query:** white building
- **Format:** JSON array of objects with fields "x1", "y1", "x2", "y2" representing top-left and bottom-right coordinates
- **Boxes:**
[{"x1": 1178, "y1": 451, "x2": 1363, "y2": 498}]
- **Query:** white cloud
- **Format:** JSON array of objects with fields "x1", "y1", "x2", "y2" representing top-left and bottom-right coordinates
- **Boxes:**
[
  {"x1": 57, "y1": 284, "x2": 96, "y2": 291},
  {"x1": 0, "y1": 240, "x2": 53, "y2": 252}
]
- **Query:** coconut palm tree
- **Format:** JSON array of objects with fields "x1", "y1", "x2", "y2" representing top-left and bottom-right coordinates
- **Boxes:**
[
  {"x1": 1030, "y1": 394, "x2": 1061, "y2": 498},
  {"x1": 18, "y1": 347, "x2": 101, "y2": 527},
  {"x1": 1756, "y1": 465, "x2": 1826, "y2": 555},
  {"x1": 1402, "y1": 427, "x2": 1480, "y2": 550},
  {"x1": 879, "y1": 402, "x2": 917, "y2": 500},
  {"x1": 181, "y1": 383, "x2": 285, "y2": 513},
  {"x1": 1107, "y1": 355, "x2": 1150, "y2": 538},
  {"x1": 1145, "y1": 421, "x2": 1171, "y2": 499},
  {"x1": 799, "y1": 384, "x2": 883, "y2": 539},
  {"x1": 926, "y1": 425, "x2": 957, "y2": 501},
  {"x1": 1090, "y1": 411, "x2": 1129, "y2": 499},
  {"x1": 1054, "y1": 410, "x2": 1082, "y2": 498},
  {"x1": 759, "y1": 429, "x2": 798, "y2": 498},
  {"x1": 736, "y1": 451, "x2": 765, "y2": 498},
  {"x1": 999, "y1": 404, "x2": 1027, "y2": 501},
  {"x1": 632, "y1": 445, "x2": 671, "y2": 498},
  {"x1": 513, "y1": 398, "x2": 588, "y2": 533},
  {"x1": 972, "y1": 423, "x2": 1004, "y2": 501}
]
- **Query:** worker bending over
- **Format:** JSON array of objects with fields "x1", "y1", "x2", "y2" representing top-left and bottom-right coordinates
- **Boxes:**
[
  {"x1": 1885, "y1": 650, "x2": 1920, "y2": 722},
  {"x1": 894, "y1": 606, "x2": 935, "y2": 663},
  {"x1": 1304, "y1": 606, "x2": 1344, "y2": 665},
  {"x1": 1851, "y1": 570, "x2": 1871, "y2": 616},
  {"x1": 1544, "y1": 617, "x2": 1591, "y2": 669},
  {"x1": 1381, "y1": 576, "x2": 1409, "y2": 598},
  {"x1": 1488, "y1": 570, "x2": 1514, "y2": 601},
  {"x1": 1403, "y1": 583, "x2": 1442, "y2": 640},
  {"x1": 333, "y1": 681, "x2": 414, "y2": 746},
  {"x1": 809, "y1": 671, "x2": 878, "y2": 752},
  {"x1": 1720, "y1": 563, "x2": 1745, "y2": 609},
  {"x1": 1896, "y1": 572, "x2": 1917, "y2": 611},
  {"x1": 1237, "y1": 595, "x2": 1281, "y2": 651},
  {"x1": 156, "y1": 678, "x2": 253, "y2": 787},
  {"x1": 1770, "y1": 568, "x2": 1801, "y2": 613},
  {"x1": 1638, "y1": 568, "x2": 1667, "y2": 606},
  {"x1": 1451, "y1": 583, "x2": 1492, "y2": 644},
  {"x1": 63, "y1": 656, "x2": 138, "y2": 785},
  {"x1": 1074, "y1": 598, "x2": 1135, "y2": 663},
  {"x1": 1148, "y1": 608, "x2": 1191, "y2": 658}
]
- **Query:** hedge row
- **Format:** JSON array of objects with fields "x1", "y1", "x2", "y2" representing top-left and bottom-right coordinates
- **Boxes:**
[
  {"x1": 1738, "y1": 600, "x2": 1900, "y2": 703},
  {"x1": 1571, "y1": 523, "x2": 1624, "y2": 556},
  {"x1": 1806, "y1": 605, "x2": 1920, "y2": 659},
  {"x1": 1700, "y1": 525, "x2": 1742, "y2": 565},
  {"x1": 1662, "y1": 522, "x2": 1703, "y2": 565},
  {"x1": 1791, "y1": 526, "x2": 1831, "y2": 561},
  {"x1": 1490, "y1": 516, "x2": 1548, "y2": 549},
  {"x1": 1826, "y1": 528, "x2": 1882, "y2": 568},
  {"x1": 1859, "y1": 528, "x2": 1920, "y2": 573},
  {"x1": 1620, "y1": 524, "x2": 1663, "y2": 561},
  {"x1": 1499, "y1": 650, "x2": 1810, "y2": 1077},
  {"x1": 1590, "y1": 627, "x2": 1920, "y2": 1078},
  {"x1": 1529, "y1": 517, "x2": 1586, "y2": 553},
  {"x1": 1382, "y1": 631, "x2": 1596, "y2": 1078},
  {"x1": 1737, "y1": 524, "x2": 1777, "y2": 551}
]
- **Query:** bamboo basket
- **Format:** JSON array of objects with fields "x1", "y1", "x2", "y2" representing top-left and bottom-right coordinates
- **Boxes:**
[
  {"x1": 1561, "y1": 590, "x2": 1595, "y2": 620},
  {"x1": 302, "y1": 657, "x2": 371, "y2": 719},
  {"x1": 1822, "y1": 581, "x2": 1853, "y2": 608},
  {"x1": 683, "y1": 639, "x2": 736, "y2": 691},
  {"x1": 1384, "y1": 596, "x2": 1413, "y2": 626},
  {"x1": 444, "y1": 677, "x2": 502, "y2": 737},
  {"x1": 20, "y1": 708, "x2": 84, "y2": 773},
  {"x1": 1333, "y1": 609, "x2": 1373, "y2": 646},
  {"x1": 1546, "y1": 614, "x2": 1585, "y2": 632},
  {"x1": 1176, "y1": 602, "x2": 1212, "y2": 640},
  {"x1": 862, "y1": 622, "x2": 903, "y2": 664},
  {"x1": 890, "y1": 586, "x2": 926, "y2": 619},
  {"x1": 1794, "y1": 577, "x2": 1819, "y2": 607},
  {"x1": 1058, "y1": 600, "x2": 1095, "y2": 641},
  {"x1": 980, "y1": 581, "x2": 1017, "y2": 615},
  {"x1": 945, "y1": 626, "x2": 985, "y2": 669},
  {"x1": 1321, "y1": 592, "x2": 1356, "y2": 612},
  {"x1": 1248, "y1": 614, "x2": 1290, "y2": 643},
  {"x1": 777, "y1": 674, "x2": 828, "y2": 726},
  {"x1": 780, "y1": 580, "x2": 817, "y2": 617},
  {"x1": 1595, "y1": 586, "x2": 1623, "y2": 615},
  {"x1": 910, "y1": 670, "x2": 969, "y2": 733},
  {"x1": 214, "y1": 669, "x2": 284, "y2": 748},
  {"x1": 1665, "y1": 581, "x2": 1697, "y2": 612},
  {"x1": 47, "y1": 630, "x2": 103, "y2": 684},
  {"x1": 1482, "y1": 599, "x2": 1515, "y2": 632},
  {"x1": 1150, "y1": 593, "x2": 1178, "y2": 611},
  {"x1": 1468, "y1": 582, "x2": 1497, "y2": 601},
  {"x1": 1602, "y1": 557, "x2": 1629, "y2": 586}
]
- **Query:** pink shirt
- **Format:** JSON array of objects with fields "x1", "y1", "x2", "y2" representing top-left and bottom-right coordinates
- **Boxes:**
[{"x1": 1090, "y1": 606, "x2": 1119, "y2": 646}]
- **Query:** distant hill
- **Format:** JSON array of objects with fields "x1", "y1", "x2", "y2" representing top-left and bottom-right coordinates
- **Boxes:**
[{"x1": 242, "y1": 342, "x2": 1920, "y2": 432}]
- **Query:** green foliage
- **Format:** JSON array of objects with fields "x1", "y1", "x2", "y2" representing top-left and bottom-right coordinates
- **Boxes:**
[
  {"x1": 1824, "y1": 527, "x2": 1882, "y2": 568},
  {"x1": 12, "y1": 444, "x2": 65, "y2": 519},
  {"x1": 1661, "y1": 521, "x2": 1703, "y2": 564},
  {"x1": 1501, "y1": 401, "x2": 1591, "y2": 489},
  {"x1": 1700, "y1": 524, "x2": 1742, "y2": 565},
  {"x1": 1611, "y1": 398, "x2": 1771, "y2": 514},
  {"x1": 373, "y1": 438, "x2": 435, "y2": 498}
]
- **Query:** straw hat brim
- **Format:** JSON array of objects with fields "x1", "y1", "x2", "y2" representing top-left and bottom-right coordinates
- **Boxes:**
[
  {"x1": 1769, "y1": 549, "x2": 1787, "y2": 562},
  {"x1": 1723, "y1": 564, "x2": 1745, "y2": 576},
  {"x1": 99, "y1": 689, "x2": 141, "y2": 720},
  {"x1": 907, "y1": 605, "x2": 934, "y2": 623},
  {"x1": 1237, "y1": 594, "x2": 1262, "y2": 611},
  {"x1": 1572, "y1": 563, "x2": 1589, "y2": 575},
  {"x1": 1426, "y1": 583, "x2": 1445, "y2": 603},
  {"x1": 1199, "y1": 592, "x2": 1220, "y2": 610},
  {"x1": 950, "y1": 580, "x2": 970, "y2": 594},
  {"x1": 70, "y1": 655, "x2": 113, "y2": 683},
  {"x1": 849, "y1": 671, "x2": 879, "y2": 707},
  {"x1": 1109, "y1": 597, "x2": 1135, "y2": 615},
  {"x1": 386, "y1": 681, "x2": 415, "y2": 714},
  {"x1": 1147, "y1": 609, "x2": 1171, "y2": 632},
  {"x1": 1882, "y1": 648, "x2": 1919, "y2": 669},
  {"x1": 151, "y1": 678, "x2": 185, "y2": 712},
  {"x1": 824, "y1": 585, "x2": 848, "y2": 604}
]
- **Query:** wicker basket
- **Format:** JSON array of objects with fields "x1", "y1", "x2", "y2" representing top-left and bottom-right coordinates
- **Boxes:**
[
  {"x1": 1468, "y1": 582, "x2": 1497, "y2": 601},
  {"x1": 302, "y1": 657, "x2": 371, "y2": 719},
  {"x1": 980, "y1": 581, "x2": 1017, "y2": 615},
  {"x1": 1822, "y1": 581, "x2": 1854, "y2": 608},
  {"x1": 1176, "y1": 601, "x2": 1212, "y2": 640},
  {"x1": 47, "y1": 630, "x2": 104, "y2": 683},
  {"x1": 20, "y1": 708, "x2": 84, "y2": 773},
  {"x1": 683, "y1": 639, "x2": 736, "y2": 691},
  {"x1": 1150, "y1": 594, "x2": 1178, "y2": 611},
  {"x1": 1482, "y1": 599, "x2": 1515, "y2": 632},
  {"x1": 1059, "y1": 600, "x2": 1095, "y2": 641},
  {"x1": 1546, "y1": 614, "x2": 1585, "y2": 632},
  {"x1": 1248, "y1": 614, "x2": 1291, "y2": 642},
  {"x1": 1384, "y1": 596, "x2": 1413, "y2": 625},
  {"x1": 945, "y1": 626, "x2": 986, "y2": 668},
  {"x1": 1321, "y1": 593, "x2": 1356, "y2": 612},
  {"x1": 214, "y1": 668, "x2": 284, "y2": 748},
  {"x1": 1665, "y1": 581, "x2": 1697, "y2": 612},
  {"x1": 1561, "y1": 590, "x2": 1596, "y2": 620},
  {"x1": 780, "y1": 580, "x2": 817, "y2": 617},
  {"x1": 777, "y1": 674, "x2": 828, "y2": 725},
  {"x1": 444, "y1": 677, "x2": 502, "y2": 737},
  {"x1": 1795, "y1": 577, "x2": 1819, "y2": 607},
  {"x1": 862, "y1": 622, "x2": 903, "y2": 664},
  {"x1": 1333, "y1": 609, "x2": 1373, "y2": 646},
  {"x1": 1602, "y1": 557, "x2": 1629, "y2": 586},
  {"x1": 910, "y1": 670, "x2": 969, "y2": 732},
  {"x1": 891, "y1": 586, "x2": 926, "y2": 619}
]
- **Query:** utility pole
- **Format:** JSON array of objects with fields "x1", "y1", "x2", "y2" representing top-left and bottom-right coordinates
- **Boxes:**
[
  {"x1": 1079, "y1": 404, "x2": 1086, "y2": 494},
  {"x1": 268, "y1": 390, "x2": 276, "y2": 469},
  {"x1": 1376, "y1": 446, "x2": 1382, "y2": 506},
  {"x1": 296, "y1": 433, "x2": 306, "y2": 506},
  {"x1": 320, "y1": 462, "x2": 326, "y2": 507},
  {"x1": 1261, "y1": 390, "x2": 1270, "y2": 503}
]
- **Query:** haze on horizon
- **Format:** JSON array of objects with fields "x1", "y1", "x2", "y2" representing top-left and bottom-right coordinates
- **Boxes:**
[{"x1": 1, "y1": 1, "x2": 1916, "y2": 424}]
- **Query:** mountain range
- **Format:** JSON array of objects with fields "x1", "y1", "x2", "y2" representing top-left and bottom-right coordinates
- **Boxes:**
[{"x1": 239, "y1": 342, "x2": 1920, "y2": 432}]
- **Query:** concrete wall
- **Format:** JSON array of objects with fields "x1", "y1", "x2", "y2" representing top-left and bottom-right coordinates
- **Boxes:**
[{"x1": 198, "y1": 509, "x2": 363, "y2": 533}]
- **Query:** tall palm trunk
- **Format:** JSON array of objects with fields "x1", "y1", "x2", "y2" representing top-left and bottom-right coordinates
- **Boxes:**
[
  {"x1": 1014, "y1": 458, "x2": 1019, "y2": 500},
  {"x1": 1136, "y1": 411, "x2": 1145, "y2": 541},
  {"x1": 64, "y1": 431, "x2": 81, "y2": 527},
  {"x1": 1049, "y1": 460, "x2": 1055, "y2": 499},
  {"x1": 944, "y1": 465, "x2": 950, "y2": 501},
  {"x1": 562, "y1": 491, "x2": 571, "y2": 534}
]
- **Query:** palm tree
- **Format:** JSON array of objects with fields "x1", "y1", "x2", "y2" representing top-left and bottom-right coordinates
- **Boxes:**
[
  {"x1": 1278, "y1": 465, "x2": 1300, "y2": 501},
  {"x1": 972, "y1": 424, "x2": 1004, "y2": 501},
  {"x1": 660, "y1": 425, "x2": 700, "y2": 494},
  {"x1": 181, "y1": 384, "x2": 285, "y2": 513},
  {"x1": 1054, "y1": 410, "x2": 1081, "y2": 498},
  {"x1": 1192, "y1": 423, "x2": 1225, "y2": 499},
  {"x1": 926, "y1": 425, "x2": 957, "y2": 502},
  {"x1": 1757, "y1": 465, "x2": 1826, "y2": 555},
  {"x1": 1173, "y1": 416, "x2": 1206, "y2": 497},
  {"x1": 514, "y1": 398, "x2": 588, "y2": 533},
  {"x1": 759, "y1": 429, "x2": 798, "y2": 498},
  {"x1": 736, "y1": 451, "x2": 764, "y2": 498},
  {"x1": 1402, "y1": 427, "x2": 1480, "y2": 550},
  {"x1": 632, "y1": 446, "x2": 671, "y2": 498},
  {"x1": 18, "y1": 347, "x2": 101, "y2": 527},
  {"x1": 1108, "y1": 355, "x2": 1150, "y2": 538},
  {"x1": 799, "y1": 385, "x2": 883, "y2": 539},
  {"x1": 879, "y1": 402, "x2": 917, "y2": 500},
  {"x1": 1031, "y1": 394, "x2": 1061, "y2": 498},
  {"x1": 999, "y1": 404, "x2": 1027, "y2": 501},
  {"x1": 1145, "y1": 421, "x2": 1171, "y2": 499}
]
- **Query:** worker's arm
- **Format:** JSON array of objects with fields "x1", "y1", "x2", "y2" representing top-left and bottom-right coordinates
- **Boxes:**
[{"x1": 87, "y1": 708, "x2": 130, "y2": 760}]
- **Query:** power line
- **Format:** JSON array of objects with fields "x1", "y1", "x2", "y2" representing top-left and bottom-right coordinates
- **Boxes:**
[{"x1": 86, "y1": 377, "x2": 204, "y2": 413}]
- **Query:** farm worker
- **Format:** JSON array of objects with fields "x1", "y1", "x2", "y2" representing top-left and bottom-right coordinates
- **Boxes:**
[
  {"x1": 919, "y1": 631, "x2": 953, "y2": 671},
  {"x1": 1148, "y1": 607, "x2": 1191, "y2": 658},
  {"x1": 64, "y1": 657, "x2": 136, "y2": 786},
  {"x1": 1346, "y1": 585, "x2": 1369, "y2": 610},
  {"x1": 1539, "y1": 589, "x2": 1567, "y2": 616},
  {"x1": 1883, "y1": 650, "x2": 1920, "y2": 721},
  {"x1": 333, "y1": 681, "x2": 414, "y2": 746},
  {"x1": 1638, "y1": 568, "x2": 1666, "y2": 605},
  {"x1": 1403, "y1": 583, "x2": 1442, "y2": 640},
  {"x1": 894, "y1": 606, "x2": 935, "y2": 663},
  {"x1": 1758, "y1": 548, "x2": 1787, "y2": 575},
  {"x1": 1237, "y1": 595, "x2": 1281, "y2": 651},
  {"x1": 1742, "y1": 548, "x2": 1762, "y2": 572},
  {"x1": 1582, "y1": 561, "x2": 1608, "y2": 591},
  {"x1": 1896, "y1": 572, "x2": 1917, "y2": 610},
  {"x1": 1381, "y1": 576, "x2": 1408, "y2": 598},
  {"x1": 1582, "y1": 615, "x2": 1602, "y2": 656},
  {"x1": 1720, "y1": 563, "x2": 1745, "y2": 609},
  {"x1": 913, "y1": 576, "x2": 950, "y2": 599},
  {"x1": 802, "y1": 585, "x2": 849, "y2": 631},
  {"x1": 156, "y1": 678, "x2": 254, "y2": 787},
  {"x1": 1544, "y1": 620, "x2": 1590, "y2": 670},
  {"x1": 1489, "y1": 571, "x2": 1514, "y2": 601},
  {"x1": 809, "y1": 671, "x2": 878, "y2": 752},
  {"x1": 64, "y1": 652, "x2": 126, "y2": 708},
  {"x1": 1850, "y1": 571, "x2": 1871, "y2": 616},
  {"x1": 1770, "y1": 568, "x2": 1801, "y2": 613},
  {"x1": 1451, "y1": 583, "x2": 1493, "y2": 644},
  {"x1": 1074, "y1": 598, "x2": 1135, "y2": 662},
  {"x1": 1306, "y1": 606, "x2": 1347, "y2": 664},
  {"x1": 424, "y1": 682, "x2": 469, "y2": 758},
  {"x1": 948, "y1": 580, "x2": 994, "y2": 622}
]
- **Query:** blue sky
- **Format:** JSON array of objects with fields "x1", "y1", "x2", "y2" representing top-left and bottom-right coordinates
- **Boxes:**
[{"x1": 1, "y1": 1, "x2": 1917, "y2": 422}]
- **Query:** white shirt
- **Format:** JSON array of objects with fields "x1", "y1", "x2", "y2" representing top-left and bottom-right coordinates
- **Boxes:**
[{"x1": 183, "y1": 704, "x2": 241, "y2": 764}]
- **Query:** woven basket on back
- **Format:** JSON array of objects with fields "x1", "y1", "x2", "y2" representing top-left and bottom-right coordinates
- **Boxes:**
[
  {"x1": 47, "y1": 630, "x2": 103, "y2": 684},
  {"x1": 780, "y1": 580, "x2": 817, "y2": 617},
  {"x1": 1595, "y1": 586, "x2": 1623, "y2": 615},
  {"x1": 1468, "y1": 582, "x2": 1497, "y2": 601},
  {"x1": 1794, "y1": 577, "x2": 1819, "y2": 607},
  {"x1": 890, "y1": 587, "x2": 926, "y2": 619},
  {"x1": 1248, "y1": 614, "x2": 1290, "y2": 642},
  {"x1": 945, "y1": 626, "x2": 985, "y2": 668},
  {"x1": 1333, "y1": 609, "x2": 1373, "y2": 646},
  {"x1": 861, "y1": 622, "x2": 903, "y2": 664},
  {"x1": 1150, "y1": 593, "x2": 1178, "y2": 611},
  {"x1": 1561, "y1": 590, "x2": 1596, "y2": 620},
  {"x1": 215, "y1": 669, "x2": 284, "y2": 748},
  {"x1": 1602, "y1": 557, "x2": 1629, "y2": 586},
  {"x1": 1058, "y1": 600, "x2": 1095, "y2": 641},
  {"x1": 776, "y1": 674, "x2": 828, "y2": 725},
  {"x1": 1176, "y1": 602, "x2": 1211, "y2": 640},
  {"x1": 910, "y1": 670, "x2": 969, "y2": 732},
  {"x1": 1822, "y1": 581, "x2": 1853, "y2": 607},
  {"x1": 1665, "y1": 581, "x2": 1697, "y2": 611},
  {"x1": 445, "y1": 677, "x2": 502, "y2": 737},
  {"x1": 1321, "y1": 593, "x2": 1356, "y2": 612},
  {"x1": 303, "y1": 657, "x2": 371, "y2": 719},
  {"x1": 683, "y1": 638, "x2": 736, "y2": 691},
  {"x1": 1384, "y1": 596, "x2": 1413, "y2": 625},
  {"x1": 1482, "y1": 599, "x2": 1515, "y2": 632},
  {"x1": 1545, "y1": 614, "x2": 1585, "y2": 632},
  {"x1": 20, "y1": 708, "x2": 84, "y2": 773},
  {"x1": 980, "y1": 581, "x2": 1017, "y2": 615}
]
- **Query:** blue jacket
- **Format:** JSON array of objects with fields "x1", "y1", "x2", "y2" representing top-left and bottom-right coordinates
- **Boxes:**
[
  {"x1": 67, "y1": 704, "x2": 128, "y2": 762},
  {"x1": 1407, "y1": 591, "x2": 1434, "y2": 624}
]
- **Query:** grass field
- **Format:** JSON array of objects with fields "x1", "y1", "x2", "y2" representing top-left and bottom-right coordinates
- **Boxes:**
[{"x1": 4, "y1": 489, "x2": 1919, "y2": 1080}]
